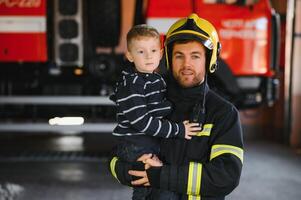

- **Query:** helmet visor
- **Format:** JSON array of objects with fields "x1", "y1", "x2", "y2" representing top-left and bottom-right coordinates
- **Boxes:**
[{"x1": 165, "y1": 31, "x2": 214, "y2": 50}]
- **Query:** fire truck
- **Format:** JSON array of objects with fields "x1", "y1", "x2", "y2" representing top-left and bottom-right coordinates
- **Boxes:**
[{"x1": 0, "y1": 0, "x2": 280, "y2": 133}]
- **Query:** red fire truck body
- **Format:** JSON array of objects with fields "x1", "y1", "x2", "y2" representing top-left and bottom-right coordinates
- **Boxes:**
[
  {"x1": 0, "y1": 0, "x2": 47, "y2": 62},
  {"x1": 146, "y1": 0, "x2": 280, "y2": 107},
  {"x1": 0, "y1": 0, "x2": 280, "y2": 133}
]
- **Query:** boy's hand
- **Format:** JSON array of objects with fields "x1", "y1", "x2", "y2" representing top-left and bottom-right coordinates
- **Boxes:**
[
  {"x1": 144, "y1": 154, "x2": 162, "y2": 170},
  {"x1": 183, "y1": 120, "x2": 203, "y2": 139}
]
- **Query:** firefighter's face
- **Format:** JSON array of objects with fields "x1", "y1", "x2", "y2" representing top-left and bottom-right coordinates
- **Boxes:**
[
  {"x1": 126, "y1": 36, "x2": 163, "y2": 73},
  {"x1": 172, "y1": 41, "x2": 206, "y2": 88}
]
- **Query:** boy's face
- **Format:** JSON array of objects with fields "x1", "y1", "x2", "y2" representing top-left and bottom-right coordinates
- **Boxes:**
[{"x1": 126, "y1": 36, "x2": 163, "y2": 73}]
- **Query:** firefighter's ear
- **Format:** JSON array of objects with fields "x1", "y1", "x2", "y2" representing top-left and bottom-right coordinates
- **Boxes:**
[{"x1": 125, "y1": 51, "x2": 134, "y2": 63}]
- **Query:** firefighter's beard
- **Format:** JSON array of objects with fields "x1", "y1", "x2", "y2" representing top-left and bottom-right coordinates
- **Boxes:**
[{"x1": 173, "y1": 70, "x2": 204, "y2": 88}]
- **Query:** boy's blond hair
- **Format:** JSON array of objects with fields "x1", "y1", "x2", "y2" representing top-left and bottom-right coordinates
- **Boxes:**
[{"x1": 126, "y1": 24, "x2": 161, "y2": 50}]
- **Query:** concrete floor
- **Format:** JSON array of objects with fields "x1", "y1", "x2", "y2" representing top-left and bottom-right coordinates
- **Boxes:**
[
  {"x1": 229, "y1": 140, "x2": 301, "y2": 200},
  {"x1": 0, "y1": 135, "x2": 301, "y2": 200}
]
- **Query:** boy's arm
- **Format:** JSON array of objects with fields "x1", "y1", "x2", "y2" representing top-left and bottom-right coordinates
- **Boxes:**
[{"x1": 117, "y1": 79, "x2": 185, "y2": 138}]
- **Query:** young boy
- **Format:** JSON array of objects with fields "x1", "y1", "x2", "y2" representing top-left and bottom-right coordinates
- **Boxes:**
[{"x1": 110, "y1": 24, "x2": 201, "y2": 199}]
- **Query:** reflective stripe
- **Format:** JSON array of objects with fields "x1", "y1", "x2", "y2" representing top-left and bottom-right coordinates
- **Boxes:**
[
  {"x1": 196, "y1": 163, "x2": 202, "y2": 195},
  {"x1": 210, "y1": 144, "x2": 244, "y2": 163},
  {"x1": 0, "y1": 16, "x2": 46, "y2": 33},
  {"x1": 188, "y1": 195, "x2": 201, "y2": 200},
  {"x1": 168, "y1": 30, "x2": 213, "y2": 50},
  {"x1": 187, "y1": 162, "x2": 194, "y2": 195},
  {"x1": 110, "y1": 157, "x2": 119, "y2": 182},
  {"x1": 196, "y1": 124, "x2": 213, "y2": 137},
  {"x1": 187, "y1": 162, "x2": 202, "y2": 197}
]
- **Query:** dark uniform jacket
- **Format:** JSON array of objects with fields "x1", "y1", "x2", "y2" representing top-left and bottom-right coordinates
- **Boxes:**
[{"x1": 109, "y1": 74, "x2": 244, "y2": 200}]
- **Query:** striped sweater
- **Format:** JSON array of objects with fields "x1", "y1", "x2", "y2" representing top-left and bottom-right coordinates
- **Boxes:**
[{"x1": 111, "y1": 68, "x2": 185, "y2": 144}]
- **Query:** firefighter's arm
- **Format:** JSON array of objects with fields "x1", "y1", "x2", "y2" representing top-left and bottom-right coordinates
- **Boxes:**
[
  {"x1": 146, "y1": 154, "x2": 242, "y2": 197},
  {"x1": 108, "y1": 155, "x2": 147, "y2": 187},
  {"x1": 146, "y1": 106, "x2": 244, "y2": 197},
  {"x1": 108, "y1": 153, "x2": 154, "y2": 187},
  {"x1": 199, "y1": 105, "x2": 244, "y2": 196}
]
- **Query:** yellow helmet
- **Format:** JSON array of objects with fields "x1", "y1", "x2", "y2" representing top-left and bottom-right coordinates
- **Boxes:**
[{"x1": 165, "y1": 13, "x2": 221, "y2": 73}]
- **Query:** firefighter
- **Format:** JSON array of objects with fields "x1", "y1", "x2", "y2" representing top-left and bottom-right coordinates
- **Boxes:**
[{"x1": 109, "y1": 13, "x2": 244, "y2": 200}]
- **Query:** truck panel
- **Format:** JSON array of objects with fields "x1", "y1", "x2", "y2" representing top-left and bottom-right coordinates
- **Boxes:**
[
  {"x1": 146, "y1": 0, "x2": 275, "y2": 77},
  {"x1": 0, "y1": 0, "x2": 47, "y2": 62}
]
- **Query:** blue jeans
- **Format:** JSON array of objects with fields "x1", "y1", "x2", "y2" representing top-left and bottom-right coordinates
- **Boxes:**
[
  {"x1": 116, "y1": 142, "x2": 157, "y2": 162},
  {"x1": 116, "y1": 142, "x2": 157, "y2": 200},
  {"x1": 116, "y1": 142, "x2": 178, "y2": 200},
  {"x1": 149, "y1": 189, "x2": 179, "y2": 200}
]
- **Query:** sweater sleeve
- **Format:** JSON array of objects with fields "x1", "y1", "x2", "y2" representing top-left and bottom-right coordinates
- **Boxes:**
[
  {"x1": 116, "y1": 77, "x2": 185, "y2": 138},
  {"x1": 147, "y1": 106, "x2": 244, "y2": 198}
]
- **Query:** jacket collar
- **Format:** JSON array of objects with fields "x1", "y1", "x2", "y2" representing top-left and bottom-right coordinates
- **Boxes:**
[{"x1": 166, "y1": 72, "x2": 208, "y2": 104}]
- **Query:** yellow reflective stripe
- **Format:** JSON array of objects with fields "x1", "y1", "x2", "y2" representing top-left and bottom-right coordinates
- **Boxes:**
[
  {"x1": 196, "y1": 163, "x2": 202, "y2": 195},
  {"x1": 187, "y1": 162, "x2": 194, "y2": 194},
  {"x1": 110, "y1": 156, "x2": 119, "y2": 182},
  {"x1": 191, "y1": 162, "x2": 200, "y2": 194},
  {"x1": 210, "y1": 144, "x2": 244, "y2": 163},
  {"x1": 188, "y1": 195, "x2": 201, "y2": 200},
  {"x1": 196, "y1": 124, "x2": 213, "y2": 137},
  {"x1": 187, "y1": 162, "x2": 202, "y2": 197}
]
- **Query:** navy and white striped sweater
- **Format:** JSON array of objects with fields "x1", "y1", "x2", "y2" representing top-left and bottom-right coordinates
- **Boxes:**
[{"x1": 111, "y1": 67, "x2": 185, "y2": 147}]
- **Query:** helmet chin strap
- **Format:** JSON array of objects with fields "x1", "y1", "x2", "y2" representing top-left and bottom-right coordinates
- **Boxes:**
[
  {"x1": 198, "y1": 76, "x2": 205, "y2": 85},
  {"x1": 189, "y1": 74, "x2": 207, "y2": 128},
  {"x1": 191, "y1": 50, "x2": 216, "y2": 126},
  {"x1": 209, "y1": 63, "x2": 217, "y2": 73}
]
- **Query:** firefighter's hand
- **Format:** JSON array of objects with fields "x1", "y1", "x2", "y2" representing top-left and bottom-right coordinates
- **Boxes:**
[
  {"x1": 129, "y1": 154, "x2": 163, "y2": 186},
  {"x1": 144, "y1": 154, "x2": 163, "y2": 169},
  {"x1": 128, "y1": 154, "x2": 152, "y2": 186},
  {"x1": 129, "y1": 170, "x2": 150, "y2": 186},
  {"x1": 136, "y1": 153, "x2": 153, "y2": 163}
]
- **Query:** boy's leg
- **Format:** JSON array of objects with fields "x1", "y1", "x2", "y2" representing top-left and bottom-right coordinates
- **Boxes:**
[
  {"x1": 132, "y1": 187, "x2": 152, "y2": 200},
  {"x1": 149, "y1": 189, "x2": 179, "y2": 200},
  {"x1": 129, "y1": 144, "x2": 153, "y2": 200},
  {"x1": 116, "y1": 142, "x2": 152, "y2": 200}
]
